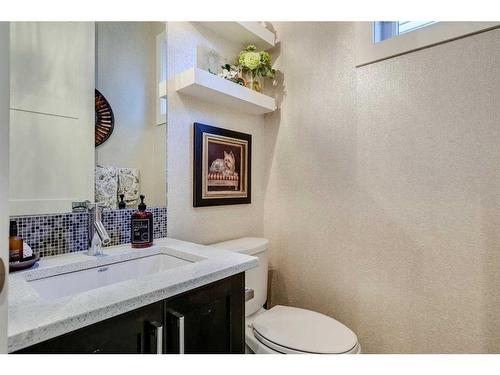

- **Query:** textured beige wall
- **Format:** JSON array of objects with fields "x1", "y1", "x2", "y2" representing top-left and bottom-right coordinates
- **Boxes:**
[
  {"x1": 96, "y1": 22, "x2": 166, "y2": 207},
  {"x1": 264, "y1": 22, "x2": 500, "y2": 353},
  {"x1": 166, "y1": 22, "x2": 265, "y2": 244}
]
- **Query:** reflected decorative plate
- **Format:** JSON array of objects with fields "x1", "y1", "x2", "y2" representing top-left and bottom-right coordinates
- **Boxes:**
[{"x1": 95, "y1": 89, "x2": 115, "y2": 147}]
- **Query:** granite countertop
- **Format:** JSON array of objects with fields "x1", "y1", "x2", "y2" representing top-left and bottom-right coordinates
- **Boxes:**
[{"x1": 8, "y1": 237, "x2": 258, "y2": 352}]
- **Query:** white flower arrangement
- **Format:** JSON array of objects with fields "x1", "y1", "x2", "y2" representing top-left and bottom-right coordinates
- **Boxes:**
[
  {"x1": 217, "y1": 64, "x2": 245, "y2": 86},
  {"x1": 218, "y1": 64, "x2": 239, "y2": 80}
]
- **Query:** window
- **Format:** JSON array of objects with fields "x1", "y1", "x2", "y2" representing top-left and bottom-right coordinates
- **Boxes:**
[
  {"x1": 374, "y1": 21, "x2": 437, "y2": 43},
  {"x1": 398, "y1": 21, "x2": 436, "y2": 35},
  {"x1": 156, "y1": 30, "x2": 167, "y2": 126},
  {"x1": 356, "y1": 22, "x2": 500, "y2": 67}
]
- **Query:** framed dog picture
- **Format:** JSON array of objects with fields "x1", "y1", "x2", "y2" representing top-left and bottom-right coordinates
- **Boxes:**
[{"x1": 193, "y1": 123, "x2": 252, "y2": 207}]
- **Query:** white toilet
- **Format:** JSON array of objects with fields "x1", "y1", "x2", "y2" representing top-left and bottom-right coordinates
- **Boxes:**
[{"x1": 211, "y1": 237, "x2": 361, "y2": 354}]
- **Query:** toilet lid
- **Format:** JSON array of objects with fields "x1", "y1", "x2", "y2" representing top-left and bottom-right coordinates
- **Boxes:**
[{"x1": 252, "y1": 305, "x2": 358, "y2": 354}]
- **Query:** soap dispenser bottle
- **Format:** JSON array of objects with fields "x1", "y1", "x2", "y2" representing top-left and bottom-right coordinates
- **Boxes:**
[
  {"x1": 9, "y1": 220, "x2": 24, "y2": 262},
  {"x1": 118, "y1": 194, "x2": 126, "y2": 209},
  {"x1": 131, "y1": 195, "x2": 153, "y2": 248}
]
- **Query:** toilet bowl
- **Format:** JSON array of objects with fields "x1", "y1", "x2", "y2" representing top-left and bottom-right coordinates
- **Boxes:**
[{"x1": 211, "y1": 237, "x2": 361, "y2": 354}]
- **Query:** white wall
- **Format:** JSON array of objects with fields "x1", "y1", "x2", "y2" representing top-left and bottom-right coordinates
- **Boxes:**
[
  {"x1": 9, "y1": 22, "x2": 95, "y2": 215},
  {"x1": 263, "y1": 23, "x2": 500, "y2": 353},
  {"x1": 166, "y1": 22, "x2": 265, "y2": 244},
  {"x1": 95, "y1": 22, "x2": 166, "y2": 207},
  {"x1": 0, "y1": 22, "x2": 9, "y2": 354}
]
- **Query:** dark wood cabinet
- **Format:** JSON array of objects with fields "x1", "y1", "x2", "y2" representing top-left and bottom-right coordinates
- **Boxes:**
[
  {"x1": 17, "y1": 301, "x2": 163, "y2": 354},
  {"x1": 164, "y1": 271, "x2": 244, "y2": 354},
  {"x1": 17, "y1": 273, "x2": 244, "y2": 354}
]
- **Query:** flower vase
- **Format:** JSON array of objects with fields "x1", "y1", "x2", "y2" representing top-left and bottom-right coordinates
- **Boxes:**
[
  {"x1": 253, "y1": 75, "x2": 263, "y2": 93},
  {"x1": 243, "y1": 71, "x2": 262, "y2": 93},
  {"x1": 244, "y1": 71, "x2": 254, "y2": 91}
]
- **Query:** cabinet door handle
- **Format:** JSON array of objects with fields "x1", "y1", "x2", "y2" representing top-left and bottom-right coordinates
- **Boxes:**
[
  {"x1": 169, "y1": 311, "x2": 185, "y2": 354},
  {"x1": 148, "y1": 321, "x2": 163, "y2": 354}
]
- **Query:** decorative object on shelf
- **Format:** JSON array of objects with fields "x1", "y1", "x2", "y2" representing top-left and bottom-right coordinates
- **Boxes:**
[
  {"x1": 95, "y1": 89, "x2": 115, "y2": 147},
  {"x1": 237, "y1": 45, "x2": 276, "y2": 93},
  {"x1": 198, "y1": 45, "x2": 246, "y2": 85},
  {"x1": 193, "y1": 123, "x2": 251, "y2": 207},
  {"x1": 206, "y1": 48, "x2": 225, "y2": 75},
  {"x1": 218, "y1": 64, "x2": 246, "y2": 86},
  {"x1": 197, "y1": 45, "x2": 228, "y2": 75}
]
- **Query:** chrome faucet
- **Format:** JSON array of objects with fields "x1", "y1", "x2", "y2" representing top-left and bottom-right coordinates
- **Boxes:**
[{"x1": 87, "y1": 203, "x2": 111, "y2": 256}]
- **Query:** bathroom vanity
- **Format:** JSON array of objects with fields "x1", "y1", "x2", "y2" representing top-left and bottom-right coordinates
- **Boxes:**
[
  {"x1": 5, "y1": 22, "x2": 258, "y2": 355},
  {"x1": 8, "y1": 238, "x2": 257, "y2": 354},
  {"x1": 17, "y1": 274, "x2": 243, "y2": 354}
]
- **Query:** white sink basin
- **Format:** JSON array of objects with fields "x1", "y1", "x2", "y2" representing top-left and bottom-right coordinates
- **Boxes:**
[{"x1": 29, "y1": 253, "x2": 194, "y2": 300}]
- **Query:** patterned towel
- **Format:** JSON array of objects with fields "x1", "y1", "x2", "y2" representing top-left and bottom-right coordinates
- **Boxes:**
[
  {"x1": 95, "y1": 165, "x2": 118, "y2": 209},
  {"x1": 118, "y1": 168, "x2": 140, "y2": 206}
]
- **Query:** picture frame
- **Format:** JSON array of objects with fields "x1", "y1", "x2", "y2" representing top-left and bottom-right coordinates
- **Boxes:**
[{"x1": 193, "y1": 123, "x2": 252, "y2": 207}]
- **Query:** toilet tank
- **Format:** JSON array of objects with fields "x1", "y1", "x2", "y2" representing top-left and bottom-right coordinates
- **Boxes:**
[{"x1": 211, "y1": 237, "x2": 268, "y2": 317}]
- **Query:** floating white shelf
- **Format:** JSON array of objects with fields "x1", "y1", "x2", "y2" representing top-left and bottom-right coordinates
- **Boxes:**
[
  {"x1": 196, "y1": 22, "x2": 275, "y2": 50},
  {"x1": 163, "y1": 67, "x2": 276, "y2": 115}
]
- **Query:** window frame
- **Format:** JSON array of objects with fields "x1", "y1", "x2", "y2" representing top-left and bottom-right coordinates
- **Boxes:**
[
  {"x1": 398, "y1": 21, "x2": 436, "y2": 35},
  {"x1": 155, "y1": 29, "x2": 167, "y2": 126},
  {"x1": 356, "y1": 21, "x2": 500, "y2": 67}
]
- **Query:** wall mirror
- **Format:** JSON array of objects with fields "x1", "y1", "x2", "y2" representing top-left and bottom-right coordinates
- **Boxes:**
[
  {"x1": 94, "y1": 22, "x2": 167, "y2": 210},
  {"x1": 9, "y1": 22, "x2": 167, "y2": 216}
]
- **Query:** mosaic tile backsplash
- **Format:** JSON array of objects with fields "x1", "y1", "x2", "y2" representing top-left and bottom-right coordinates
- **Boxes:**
[
  {"x1": 102, "y1": 206, "x2": 168, "y2": 247},
  {"x1": 11, "y1": 212, "x2": 89, "y2": 258},
  {"x1": 10, "y1": 206, "x2": 167, "y2": 258}
]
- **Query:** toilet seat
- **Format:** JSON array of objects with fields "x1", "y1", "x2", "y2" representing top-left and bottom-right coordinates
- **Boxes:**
[
  {"x1": 252, "y1": 305, "x2": 358, "y2": 354},
  {"x1": 253, "y1": 330, "x2": 360, "y2": 354}
]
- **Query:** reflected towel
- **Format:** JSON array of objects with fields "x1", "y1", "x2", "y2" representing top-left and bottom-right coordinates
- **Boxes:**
[
  {"x1": 95, "y1": 164, "x2": 118, "y2": 209},
  {"x1": 118, "y1": 168, "x2": 140, "y2": 206}
]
